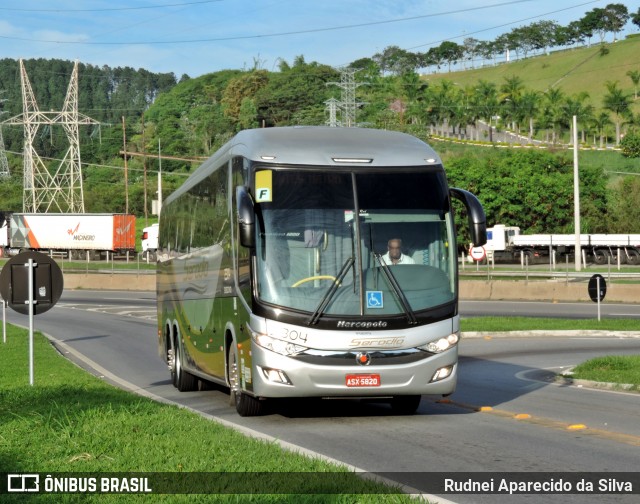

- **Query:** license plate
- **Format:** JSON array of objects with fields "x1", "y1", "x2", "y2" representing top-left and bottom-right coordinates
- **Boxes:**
[{"x1": 346, "y1": 374, "x2": 381, "y2": 387}]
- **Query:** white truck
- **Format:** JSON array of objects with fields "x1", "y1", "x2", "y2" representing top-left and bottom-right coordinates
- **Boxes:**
[
  {"x1": 0, "y1": 212, "x2": 136, "y2": 259},
  {"x1": 141, "y1": 223, "x2": 159, "y2": 261},
  {"x1": 485, "y1": 224, "x2": 640, "y2": 265}
]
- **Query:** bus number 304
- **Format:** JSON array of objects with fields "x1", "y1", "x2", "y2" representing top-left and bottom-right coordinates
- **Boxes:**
[{"x1": 282, "y1": 328, "x2": 308, "y2": 343}]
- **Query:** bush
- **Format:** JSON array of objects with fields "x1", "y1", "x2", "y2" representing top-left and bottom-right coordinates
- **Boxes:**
[{"x1": 620, "y1": 132, "x2": 640, "y2": 158}]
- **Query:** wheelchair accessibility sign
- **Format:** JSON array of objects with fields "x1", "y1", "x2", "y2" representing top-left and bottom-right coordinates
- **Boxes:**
[{"x1": 366, "y1": 291, "x2": 383, "y2": 309}]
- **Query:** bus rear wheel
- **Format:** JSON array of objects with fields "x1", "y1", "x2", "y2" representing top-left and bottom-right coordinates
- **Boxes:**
[
  {"x1": 173, "y1": 336, "x2": 198, "y2": 392},
  {"x1": 227, "y1": 346, "x2": 266, "y2": 417}
]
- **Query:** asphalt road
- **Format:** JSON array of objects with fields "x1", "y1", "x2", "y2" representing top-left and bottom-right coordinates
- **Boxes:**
[{"x1": 4, "y1": 291, "x2": 640, "y2": 504}]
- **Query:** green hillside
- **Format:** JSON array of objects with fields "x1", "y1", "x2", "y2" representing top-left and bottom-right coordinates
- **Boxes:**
[{"x1": 423, "y1": 35, "x2": 640, "y2": 113}]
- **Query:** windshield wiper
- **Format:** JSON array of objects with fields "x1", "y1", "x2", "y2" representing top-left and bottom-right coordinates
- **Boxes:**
[
  {"x1": 308, "y1": 257, "x2": 355, "y2": 326},
  {"x1": 374, "y1": 253, "x2": 418, "y2": 325}
]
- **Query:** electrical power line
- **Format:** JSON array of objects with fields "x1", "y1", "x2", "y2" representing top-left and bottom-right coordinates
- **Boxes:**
[
  {"x1": 0, "y1": 0, "x2": 224, "y2": 13},
  {"x1": 0, "y1": 1, "x2": 601, "y2": 46}
]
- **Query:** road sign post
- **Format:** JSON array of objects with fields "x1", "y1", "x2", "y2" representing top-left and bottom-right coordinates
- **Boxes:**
[
  {"x1": 588, "y1": 274, "x2": 606, "y2": 322},
  {"x1": 0, "y1": 251, "x2": 64, "y2": 385}
]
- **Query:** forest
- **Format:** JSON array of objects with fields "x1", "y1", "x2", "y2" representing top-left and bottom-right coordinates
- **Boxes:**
[{"x1": 1, "y1": 2, "x2": 639, "y2": 234}]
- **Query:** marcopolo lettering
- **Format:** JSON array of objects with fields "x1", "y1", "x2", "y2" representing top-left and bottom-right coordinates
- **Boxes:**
[{"x1": 337, "y1": 320, "x2": 388, "y2": 329}]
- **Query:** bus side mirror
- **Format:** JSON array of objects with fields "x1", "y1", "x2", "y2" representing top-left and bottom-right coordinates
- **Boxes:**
[
  {"x1": 236, "y1": 186, "x2": 255, "y2": 248},
  {"x1": 450, "y1": 188, "x2": 487, "y2": 247}
]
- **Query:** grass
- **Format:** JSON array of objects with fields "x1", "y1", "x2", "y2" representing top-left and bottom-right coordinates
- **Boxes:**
[
  {"x1": 571, "y1": 355, "x2": 640, "y2": 390},
  {"x1": 424, "y1": 36, "x2": 640, "y2": 117},
  {"x1": 460, "y1": 316, "x2": 640, "y2": 332},
  {"x1": 1, "y1": 315, "x2": 637, "y2": 501},
  {"x1": 0, "y1": 326, "x2": 415, "y2": 503}
]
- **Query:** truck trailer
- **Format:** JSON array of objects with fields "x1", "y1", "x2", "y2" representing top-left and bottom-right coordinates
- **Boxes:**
[
  {"x1": 0, "y1": 212, "x2": 136, "y2": 259},
  {"x1": 485, "y1": 224, "x2": 640, "y2": 265}
]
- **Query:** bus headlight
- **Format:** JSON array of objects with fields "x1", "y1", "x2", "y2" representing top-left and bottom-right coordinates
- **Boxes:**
[
  {"x1": 254, "y1": 334, "x2": 308, "y2": 356},
  {"x1": 419, "y1": 333, "x2": 459, "y2": 354}
]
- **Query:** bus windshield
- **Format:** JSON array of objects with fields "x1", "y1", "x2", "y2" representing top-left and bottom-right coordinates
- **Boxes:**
[{"x1": 255, "y1": 168, "x2": 456, "y2": 319}]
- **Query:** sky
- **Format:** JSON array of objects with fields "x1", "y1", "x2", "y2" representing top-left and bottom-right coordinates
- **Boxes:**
[{"x1": 0, "y1": 0, "x2": 637, "y2": 78}]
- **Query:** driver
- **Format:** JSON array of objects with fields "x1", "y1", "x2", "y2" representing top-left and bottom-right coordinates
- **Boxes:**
[{"x1": 381, "y1": 238, "x2": 414, "y2": 265}]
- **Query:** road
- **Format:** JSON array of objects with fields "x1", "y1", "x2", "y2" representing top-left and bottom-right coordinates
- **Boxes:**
[{"x1": 4, "y1": 291, "x2": 640, "y2": 503}]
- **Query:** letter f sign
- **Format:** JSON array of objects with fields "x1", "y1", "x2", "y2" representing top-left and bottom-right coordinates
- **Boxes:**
[{"x1": 256, "y1": 188, "x2": 271, "y2": 202}]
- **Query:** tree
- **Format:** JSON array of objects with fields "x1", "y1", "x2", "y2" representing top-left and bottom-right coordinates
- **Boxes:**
[
  {"x1": 541, "y1": 88, "x2": 567, "y2": 144},
  {"x1": 590, "y1": 111, "x2": 613, "y2": 147},
  {"x1": 517, "y1": 90, "x2": 541, "y2": 142},
  {"x1": 563, "y1": 92, "x2": 593, "y2": 144},
  {"x1": 499, "y1": 75, "x2": 525, "y2": 132},
  {"x1": 462, "y1": 37, "x2": 480, "y2": 69},
  {"x1": 632, "y1": 7, "x2": 640, "y2": 30},
  {"x1": 221, "y1": 70, "x2": 269, "y2": 124},
  {"x1": 445, "y1": 149, "x2": 608, "y2": 233},
  {"x1": 620, "y1": 132, "x2": 640, "y2": 158},
  {"x1": 626, "y1": 70, "x2": 640, "y2": 100},
  {"x1": 603, "y1": 3, "x2": 629, "y2": 41},
  {"x1": 435, "y1": 41, "x2": 464, "y2": 72},
  {"x1": 607, "y1": 177, "x2": 640, "y2": 232},
  {"x1": 372, "y1": 46, "x2": 419, "y2": 76},
  {"x1": 472, "y1": 80, "x2": 499, "y2": 141},
  {"x1": 602, "y1": 81, "x2": 631, "y2": 145}
]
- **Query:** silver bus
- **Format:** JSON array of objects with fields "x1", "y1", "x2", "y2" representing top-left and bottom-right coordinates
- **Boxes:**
[{"x1": 157, "y1": 126, "x2": 486, "y2": 416}]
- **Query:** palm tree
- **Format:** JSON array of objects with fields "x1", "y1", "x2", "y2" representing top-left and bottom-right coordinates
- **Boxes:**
[
  {"x1": 602, "y1": 81, "x2": 631, "y2": 145},
  {"x1": 590, "y1": 111, "x2": 612, "y2": 148},
  {"x1": 517, "y1": 90, "x2": 541, "y2": 142},
  {"x1": 626, "y1": 70, "x2": 640, "y2": 100},
  {"x1": 499, "y1": 75, "x2": 525, "y2": 133},
  {"x1": 563, "y1": 92, "x2": 593, "y2": 145},
  {"x1": 472, "y1": 80, "x2": 499, "y2": 142},
  {"x1": 541, "y1": 88, "x2": 566, "y2": 144}
]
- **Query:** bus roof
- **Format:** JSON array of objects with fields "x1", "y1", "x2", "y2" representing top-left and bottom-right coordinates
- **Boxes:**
[
  {"x1": 228, "y1": 126, "x2": 442, "y2": 167},
  {"x1": 169, "y1": 127, "x2": 444, "y2": 202}
]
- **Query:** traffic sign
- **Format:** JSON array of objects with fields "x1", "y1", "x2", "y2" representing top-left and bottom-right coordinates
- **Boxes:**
[
  {"x1": 588, "y1": 274, "x2": 606, "y2": 303},
  {"x1": 0, "y1": 251, "x2": 64, "y2": 315},
  {"x1": 469, "y1": 246, "x2": 486, "y2": 261}
]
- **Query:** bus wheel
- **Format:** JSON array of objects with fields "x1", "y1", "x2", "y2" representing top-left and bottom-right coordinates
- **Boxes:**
[
  {"x1": 174, "y1": 336, "x2": 198, "y2": 392},
  {"x1": 227, "y1": 346, "x2": 265, "y2": 417},
  {"x1": 390, "y1": 395, "x2": 421, "y2": 415}
]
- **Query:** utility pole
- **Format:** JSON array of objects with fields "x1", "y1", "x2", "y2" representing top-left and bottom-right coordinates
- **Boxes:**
[
  {"x1": 142, "y1": 112, "x2": 147, "y2": 223},
  {"x1": 573, "y1": 115, "x2": 581, "y2": 272},
  {"x1": 122, "y1": 116, "x2": 129, "y2": 215}
]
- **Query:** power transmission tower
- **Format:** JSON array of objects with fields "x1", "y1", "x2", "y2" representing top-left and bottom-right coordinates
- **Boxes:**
[
  {"x1": 327, "y1": 68, "x2": 365, "y2": 127},
  {"x1": 2, "y1": 59, "x2": 100, "y2": 213},
  {"x1": 325, "y1": 98, "x2": 341, "y2": 127},
  {"x1": 0, "y1": 95, "x2": 10, "y2": 177},
  {"x1": 0, "y1": 126, "x2": 8, "y2": 178}
]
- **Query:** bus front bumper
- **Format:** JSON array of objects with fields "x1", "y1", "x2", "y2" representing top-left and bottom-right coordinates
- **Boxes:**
[{"x1": 247, "y1": 345, "x2": 458, "y2": 399}]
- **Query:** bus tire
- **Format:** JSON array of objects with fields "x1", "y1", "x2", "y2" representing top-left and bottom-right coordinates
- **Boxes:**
[
  {"x1": 174, "y1": 336, "x2": 198, "y2": 392},
  {"x1": 390, "y1": 395, "x2": 421, "y2": 415},
  {"x1": 227, "y1": 345, "x2": 265, "y2": 417}
]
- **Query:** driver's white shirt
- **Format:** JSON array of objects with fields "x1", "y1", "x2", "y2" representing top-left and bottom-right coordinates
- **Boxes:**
[{"x1": 381, "y1": 252, "x2": 415, "y2": 265}]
